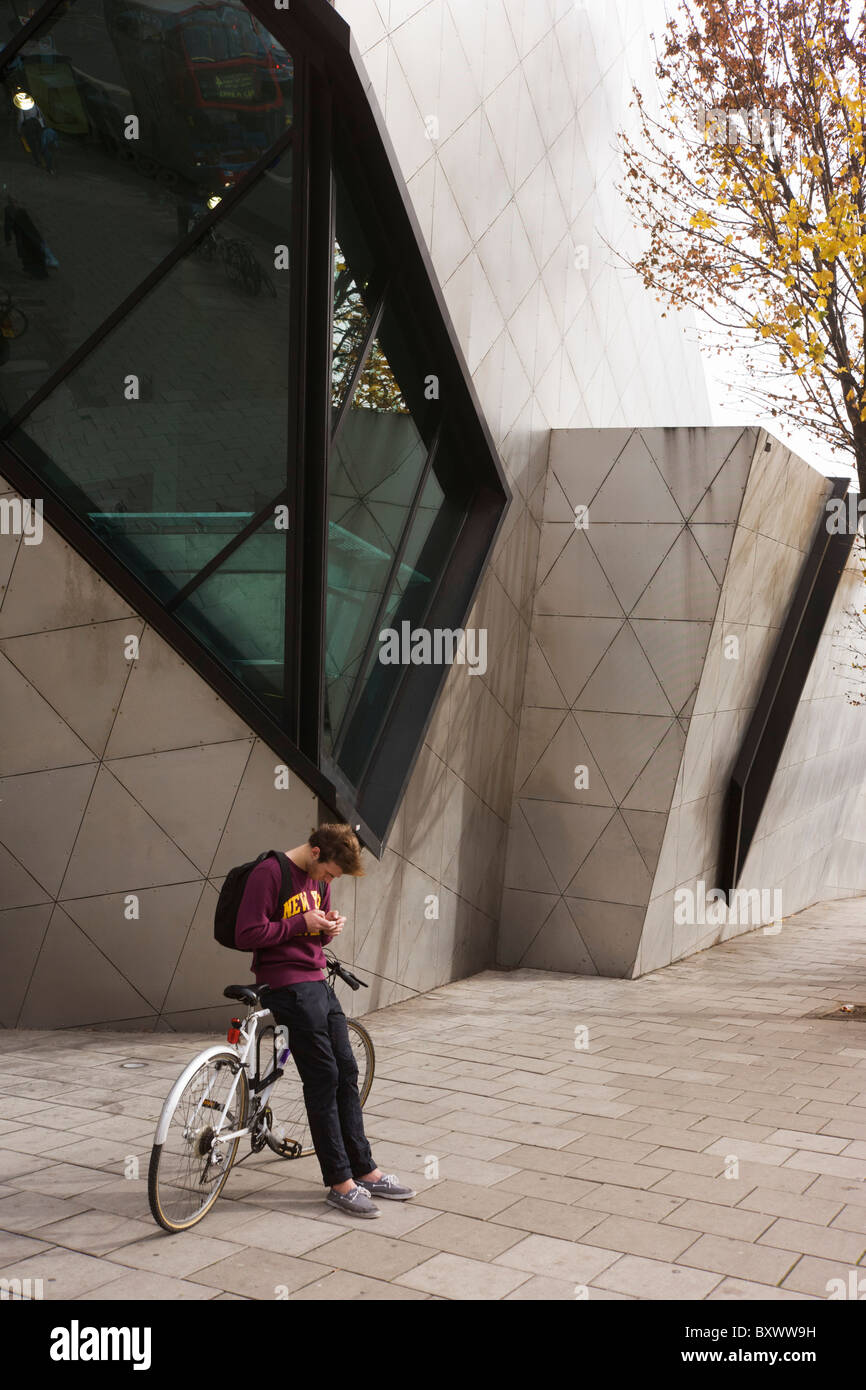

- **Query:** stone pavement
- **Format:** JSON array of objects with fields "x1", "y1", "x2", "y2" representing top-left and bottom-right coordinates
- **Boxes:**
[{"x1": 1, "y1": 896, "x2": 866, "y2": 1301}]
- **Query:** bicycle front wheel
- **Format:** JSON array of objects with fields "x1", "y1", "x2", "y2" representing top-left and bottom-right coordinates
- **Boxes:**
[
  {"x1": 148, "y1": 1049, "x2": 248, "y2": 1232},
  {"x1": 262, "y1": 1017, "x2": 375, "y2": 1159}
]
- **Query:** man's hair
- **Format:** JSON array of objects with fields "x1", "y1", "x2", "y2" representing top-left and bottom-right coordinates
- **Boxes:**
[{"x1": 308, "y1": 823, "x2": 365, "y2": 876}]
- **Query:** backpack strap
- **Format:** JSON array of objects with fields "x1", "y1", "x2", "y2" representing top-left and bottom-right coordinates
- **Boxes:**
[{"x1": 268, "y1": 850, "x2": 293, "y2": 918}]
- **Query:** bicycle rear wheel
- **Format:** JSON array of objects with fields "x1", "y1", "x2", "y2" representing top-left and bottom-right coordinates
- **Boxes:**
[
  {"x1": 261, "y1": 1018, "x2": 374, "y2": 1159},
  {"x1": 148, "y1": 1050, "x2": 248, "y2": 1232}
]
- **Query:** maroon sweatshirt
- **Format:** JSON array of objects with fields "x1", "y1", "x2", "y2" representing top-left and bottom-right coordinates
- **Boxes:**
[{"x1": 235, "y1": 854, "x2": 332, "y2": 987}]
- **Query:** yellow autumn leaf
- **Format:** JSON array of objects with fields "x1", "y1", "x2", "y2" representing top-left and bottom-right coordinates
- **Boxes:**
[{"x1": 689, "y1": 209, "x2": 714, "y2": 230}]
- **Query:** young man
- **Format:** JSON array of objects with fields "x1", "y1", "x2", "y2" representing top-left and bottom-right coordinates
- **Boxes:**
[{"x1": 235, "y1": 823, "x2": 415, "y2": 1218}]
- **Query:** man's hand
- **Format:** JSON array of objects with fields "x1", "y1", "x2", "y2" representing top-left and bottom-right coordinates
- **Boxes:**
[
  {"x1": 322, "y1": 908, "x2": 346, "y2": 939},
  {"x1": 302, "y1": 908, "x2": 331, "y2": 935},
  {"x1": 302, "y1": 907, "x2": 347, "y2": 937}
]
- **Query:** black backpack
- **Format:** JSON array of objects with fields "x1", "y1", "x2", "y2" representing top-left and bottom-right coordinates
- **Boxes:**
[{"x1": 214, "y1": 850, "x2": 293, "y2": 951}]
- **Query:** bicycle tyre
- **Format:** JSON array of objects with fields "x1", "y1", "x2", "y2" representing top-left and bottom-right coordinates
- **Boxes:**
[
  {"x1": 148, "y1": 1049, "x2": 248, "y2": 1233},
  {"x1": 263, "y1": 1017, "x2": 375, "y2": 1160}
]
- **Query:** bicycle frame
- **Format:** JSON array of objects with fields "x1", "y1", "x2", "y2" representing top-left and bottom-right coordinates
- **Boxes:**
[
  {"x1": 154, "y1": 956, "x2": 359, "y2": 1154},
  {"x1": 153, "y1": 1005, "x2": 282, "y2": 1149}
]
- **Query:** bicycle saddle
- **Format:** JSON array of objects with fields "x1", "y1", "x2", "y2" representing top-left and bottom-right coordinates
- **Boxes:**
[{"x1": 223, "y1": 985, "x2": 261, "y2": 1006}]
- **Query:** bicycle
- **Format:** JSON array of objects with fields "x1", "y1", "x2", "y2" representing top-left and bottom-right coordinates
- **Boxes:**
[
  {"x1": 189, "y1": 215, "x2": 276, "y2": 298},
  {"x1": 223, "y1": 236, "x2": 277, "y2": 298},
  {"x1": 0, "y1": 290, "x2": 27, "y2": 340},
  {"x1": 147, "y1": 950, "x2": 374, "y2": 1233}
]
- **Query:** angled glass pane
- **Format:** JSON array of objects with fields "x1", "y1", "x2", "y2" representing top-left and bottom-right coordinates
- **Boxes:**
[
  {"x1": 388, "y1": 466, "x2": 444, "y2": 596},
  {"x1": 173, "y1": 517, "x2": 287, "y2": 720},
  {"x1": 90, "y1": 506, "x2": 261, "y2": 600},
  {"x1": 371, "y1": 469, "x2": 444, "y2": 632},
  {"x1": 8, "y1": 152, "x2": 293, "y2": 602},
  {"x1": 0, "y1": 0, "x2": 292, "y2": 421},
  {"x1": 324, "y1": 308, "x2": 432, "y2": 750},
  {"x1": 336, "y1": 461, "x2": 469, "y2": 785},
  {"x1": 324, "y1": 509, "x2": 429, "y2": 754},
  {"x1": 335, "y1": 471, "x2": 444, "y2": 745}
]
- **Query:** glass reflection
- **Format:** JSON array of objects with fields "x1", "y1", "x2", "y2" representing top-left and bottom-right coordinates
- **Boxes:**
[
  {"x1": 0, "y1": 0, "x2": 292, "y2": 421},
  {"x1": 8, "y1": 148, "x2": 293, "y2": 604},
  {"x1": 0, "y1": 0, "x2": 49, "y2": 47},
  {"x1": 329, "y1": 470, "x2": 443, "y2": 751},
  {"x1": 335, "y1": 460, "x2": 467, "y2": 785},
  {"x1": 173, "y1": 517, "x2": 287, "y2": 720},
  {"x1": 324, "y1": 311, "x2": 429, "y2": 749}
]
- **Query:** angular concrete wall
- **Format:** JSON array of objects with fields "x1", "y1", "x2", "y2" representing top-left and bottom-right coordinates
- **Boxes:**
[
  {"x1": 637, "y1": 438, "x2": 866, "y2": 974},
  {"x1": 501, "y1": 426, "x2": 866, "y2": 977},
  {"x1": 0, "y1": 479, "x2": 306, "y2": 1031}
]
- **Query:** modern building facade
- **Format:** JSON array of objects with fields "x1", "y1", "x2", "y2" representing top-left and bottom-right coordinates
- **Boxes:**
[
  {"x1": 1, "y1": 0, "x2": 863, "y2": 1028},
  {"x1": 504, "y1": 426, "x2": 866, "y2": 976}
]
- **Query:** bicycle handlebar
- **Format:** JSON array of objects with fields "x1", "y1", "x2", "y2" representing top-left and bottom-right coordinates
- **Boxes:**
[{"x1": 325, "y1": 953, "x2": 368, "y2": 991}]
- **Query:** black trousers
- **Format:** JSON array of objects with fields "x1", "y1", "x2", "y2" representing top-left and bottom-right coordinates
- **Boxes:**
[{"x1": 261, "y1": 979, "x2": 375, "y2": 1188}]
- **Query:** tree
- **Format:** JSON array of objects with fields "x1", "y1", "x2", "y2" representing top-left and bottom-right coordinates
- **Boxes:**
[{"x1": 618, "y1": 0, "x2": 866, "y2": 502}]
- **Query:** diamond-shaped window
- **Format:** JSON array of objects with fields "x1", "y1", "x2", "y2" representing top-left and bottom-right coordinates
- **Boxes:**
[{"x1": 0, "y1": 0, "x2": 508, "y2": 847}]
